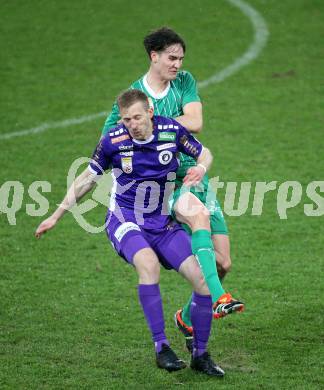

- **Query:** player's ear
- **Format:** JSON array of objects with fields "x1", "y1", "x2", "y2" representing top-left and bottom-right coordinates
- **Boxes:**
[
  {"x1": 147, "y1": 97, "x2": 154, "y2": 117},
  {"x1": 151, "y1": 51, "x2": 159, "y2": 63},
  {"x1": 148, "y1": 106, "x2": 154, "y2": 118},
  {"x1": 148, "y1": 97, "x2": 154, "y2": 109}
]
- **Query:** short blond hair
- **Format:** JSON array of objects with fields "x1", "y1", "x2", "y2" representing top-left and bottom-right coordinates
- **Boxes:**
[{"x1": 117, "y1": 89, "x2": 150, "y2": 111}]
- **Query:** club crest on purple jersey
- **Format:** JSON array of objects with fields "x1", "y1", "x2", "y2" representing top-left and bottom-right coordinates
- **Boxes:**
[
  {"x1": 121, "y1": 157, "x2": 133, "y2": 173},
  {"x1": 158, "y1": 150, "x2": 173, "y2": 165}
]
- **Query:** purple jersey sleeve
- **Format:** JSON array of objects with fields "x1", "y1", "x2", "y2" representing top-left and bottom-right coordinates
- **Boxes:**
[
  {"x1": 176, "y1": 123, "x2": 203, "y2": 159},
  {"x1": 89, "y1": 138, "x2": 111, "y2": 175}
]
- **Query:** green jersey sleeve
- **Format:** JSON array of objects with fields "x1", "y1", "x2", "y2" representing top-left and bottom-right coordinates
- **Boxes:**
[
  {"x1": 101, "y1": 102, "x2": 121, "y2": 136},
  {"x1": 182, "y1": 71, "x2": 201, "y2": 107}
]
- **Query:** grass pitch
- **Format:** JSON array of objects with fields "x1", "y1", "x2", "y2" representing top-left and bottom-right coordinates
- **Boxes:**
[{"x1": 1, "y1": 0, "x2": 323, "y2": 388}]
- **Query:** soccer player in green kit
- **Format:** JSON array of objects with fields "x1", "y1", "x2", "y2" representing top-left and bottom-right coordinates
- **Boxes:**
[{"x1": 102, "y1": 27, "x2": 244, "y2": 351}]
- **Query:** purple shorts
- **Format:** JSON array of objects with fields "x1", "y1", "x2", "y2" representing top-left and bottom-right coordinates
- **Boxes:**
[{"x1": 105, "y1": 210, "x2": 192, "y2": 271}]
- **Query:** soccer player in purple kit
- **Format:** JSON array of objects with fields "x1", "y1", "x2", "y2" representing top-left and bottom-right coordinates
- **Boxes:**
[{"x1": 35, "y1": 89, "x2": 225, "y2": 377}]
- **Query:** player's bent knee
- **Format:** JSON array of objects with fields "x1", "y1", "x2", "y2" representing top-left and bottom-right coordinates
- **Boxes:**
[
  {"x1": 176, "y1": 206, "x2": 210, "y2": 231},
  {"x1": 133, "y1": 248, "x2": 160, "y2": 284},
  {"x1": 223, "y1": 257, "x2": 232, "y2": 272},
  {"x1": 174, "y1": 192, "x2": 210, "y2": 229},
  {"x1": 217, "y1": 254, "x2": 232, "y2": 273},
  {"x1": 137, "y1": 262, "x2": 160, "y2": 284}
]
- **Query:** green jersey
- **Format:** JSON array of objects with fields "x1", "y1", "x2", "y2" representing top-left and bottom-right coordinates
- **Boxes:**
[{"x1": 102, "y1": 71, "x2": 201, "y2": 178}]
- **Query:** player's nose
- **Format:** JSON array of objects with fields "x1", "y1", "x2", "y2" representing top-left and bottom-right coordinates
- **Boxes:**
[
  {"x1": 130, "y1": 121, "x2": 137, "y2": 130},
  {"x1": 174, "y1": 59, "x2": 182, "y2": 69}
]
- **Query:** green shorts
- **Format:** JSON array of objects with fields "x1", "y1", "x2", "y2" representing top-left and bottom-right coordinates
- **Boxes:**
[{"x1": 170, "y1": 175, "x2": 228, "y2": 236}]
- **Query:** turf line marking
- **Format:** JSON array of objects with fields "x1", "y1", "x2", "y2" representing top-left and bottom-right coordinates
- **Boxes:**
[
  {"x1": 0, "y1": 112, "x2": 108, "y2": 141},
  {"x1": 198, "y1": 0, "x2": 269, "y2": 88},
  {"x1": 1, "y1": 0, "x2": 268, "y2": 141}
]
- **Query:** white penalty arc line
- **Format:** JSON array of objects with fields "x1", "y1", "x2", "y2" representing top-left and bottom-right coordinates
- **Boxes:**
[
  {"x1": 1, "y1": 0, "x2": 268, "y2": 141},
  {"x1": 198, "y1": 0, "x2": 269, "y2": 88}
]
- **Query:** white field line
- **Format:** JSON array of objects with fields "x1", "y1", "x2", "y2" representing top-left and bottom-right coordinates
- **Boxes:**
[
  {"x1": 0, "y1": 0, "x2": 268, "y2": 141},
  {"x1": 198, "y1": 0, "x2": 269, "y2": 88},
  {"x1": 0, "y1": 112, "x2": 108, "y2": 141}
]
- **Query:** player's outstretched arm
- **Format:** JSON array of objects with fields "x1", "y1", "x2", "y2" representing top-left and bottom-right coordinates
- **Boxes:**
[
  {"x1": 183, "y1": 147, "x2": 213, "y2": 187},
  {"x1": 35, "y1": 168, "x2": 97, "y2": 238}
]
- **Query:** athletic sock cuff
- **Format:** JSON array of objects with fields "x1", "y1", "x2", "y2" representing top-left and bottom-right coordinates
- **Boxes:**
[
  {"x1": 192, "y1": 292, "x2": 212, "y2": 307},
  {"x1": 138, "y1": 283, "x2": 160, "y2": 296}
]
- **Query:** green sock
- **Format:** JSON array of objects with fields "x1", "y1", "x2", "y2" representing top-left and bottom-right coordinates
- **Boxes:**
[
  {"x1": 181, "y1": 296, "x2": 193, "y2": 326},
  {"x1": 181, "y1": 229, "x2": 225, "y2": 326},
  {"x1": 191, "y1": 229, "x2": 225, "y2": 302}
]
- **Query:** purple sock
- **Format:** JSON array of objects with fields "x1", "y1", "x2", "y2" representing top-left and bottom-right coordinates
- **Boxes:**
[
  {"x1": 138, "y1": 284, "x2": 169, "y2": 353},
  {"x1": 190, "y1": 292, "x2": 212, "y2": 357}
]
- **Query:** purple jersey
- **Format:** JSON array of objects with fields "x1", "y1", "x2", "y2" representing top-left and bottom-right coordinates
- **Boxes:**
[{"x1": 89, "y1": 115, "x2": 203, "y2": 228}]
